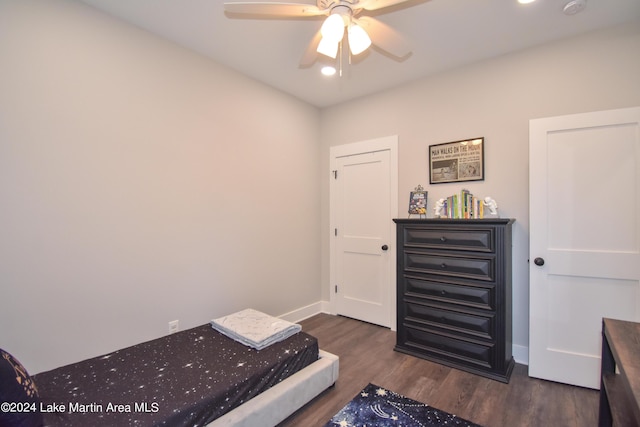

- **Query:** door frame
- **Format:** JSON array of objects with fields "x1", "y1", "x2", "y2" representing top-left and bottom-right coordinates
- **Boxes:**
[{"x1": 329, "y1": 135, "x2": 398, "y2": 330}]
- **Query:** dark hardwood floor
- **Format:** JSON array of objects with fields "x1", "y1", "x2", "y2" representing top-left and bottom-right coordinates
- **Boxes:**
[{"x1": 278, "y1": 313, "x2": 600, "y2": 427}]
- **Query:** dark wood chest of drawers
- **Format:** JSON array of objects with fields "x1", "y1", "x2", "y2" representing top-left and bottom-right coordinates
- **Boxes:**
[{"x1": 393, "y1": 218, "x2": 515, "y2": 383}]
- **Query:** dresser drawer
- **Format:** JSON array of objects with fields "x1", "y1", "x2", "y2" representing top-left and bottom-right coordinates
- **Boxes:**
[
  {"x1": 404, "y1": 301, "x2": 495, "y2": 340},
  {"x1": 404, "y1": 276, "x2": 494, "y2": 310},
  {"x1": 405, "y1": 251, "x2": 494, "y2": 281},
  {"x1": 404, "y1": 226, "x2": 494, "y2": 252},
  {"x1": 401, "y1": 325, "x2": 496, "y2": 370}
]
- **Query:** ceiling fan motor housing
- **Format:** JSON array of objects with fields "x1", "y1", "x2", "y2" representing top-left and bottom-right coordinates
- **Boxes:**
[{"x1": 318, "y1": 0, "x2": 362, "y2": 15}]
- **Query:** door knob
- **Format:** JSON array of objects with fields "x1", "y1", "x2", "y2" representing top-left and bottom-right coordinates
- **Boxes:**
[
  {"x1": 534, "y1": 257, "x2": 545, "y2": 266},
  {"x1": 381, "y1": 245, "x2": 389, "y2": 251}
]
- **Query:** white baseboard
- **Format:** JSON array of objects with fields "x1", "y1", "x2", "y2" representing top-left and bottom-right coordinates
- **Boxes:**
[
  {"x1": 512, "y1": 344, "x2": 529, "y2": 365},
  {"x1": 278, "y1": 302, "x2": 330, "y2": 323}
]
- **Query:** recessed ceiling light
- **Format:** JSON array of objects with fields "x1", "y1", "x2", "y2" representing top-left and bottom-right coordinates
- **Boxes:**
[
  {"x1": 321, "y1": 66, "x2": 336, "y2": 76},
  {"x1": 518, "y1": 0, "x2": 536, "y2": 4},
  {"x1": 563, "y1": 0, "x2": 587, "y2": 15}
]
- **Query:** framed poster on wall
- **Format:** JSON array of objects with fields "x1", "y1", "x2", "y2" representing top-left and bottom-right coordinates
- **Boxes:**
[{"x1": 429, "y1": 137, "x2": 484, "y2": 184}]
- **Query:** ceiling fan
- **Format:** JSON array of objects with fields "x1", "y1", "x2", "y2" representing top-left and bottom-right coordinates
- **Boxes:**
[{"x1": 223, "y1": 0, "x2": 420, "y2": 67}]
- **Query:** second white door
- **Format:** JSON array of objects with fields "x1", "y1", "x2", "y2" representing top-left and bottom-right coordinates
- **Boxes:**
[{"x1": 529, "y1": 107, "x2": 640, "y2": 389}]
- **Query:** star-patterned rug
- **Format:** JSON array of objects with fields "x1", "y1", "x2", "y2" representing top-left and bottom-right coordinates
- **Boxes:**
[{"x1": 323, "y1": 383, "x2": 483, "y2": 427}]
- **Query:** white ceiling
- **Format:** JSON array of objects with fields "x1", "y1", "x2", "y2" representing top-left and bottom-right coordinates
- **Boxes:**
[{"x1": 78, "y1": 0, "x2": 640, "y2": 108}]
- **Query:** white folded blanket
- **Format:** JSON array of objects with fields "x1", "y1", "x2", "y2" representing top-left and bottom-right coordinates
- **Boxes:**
[{"x1": 210, "y1": 308, "x2": 302, "y2": 350}]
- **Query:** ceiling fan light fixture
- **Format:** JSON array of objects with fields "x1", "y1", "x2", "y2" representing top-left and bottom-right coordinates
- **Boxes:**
[
  {"x1": 348, "y1": 24, "x2": 371, "y2": 55},
  {"x1": 320, "y1": 13, "x2": 345, "y2": 41},
  {"x1": 317, "y1": 36, "x2": 340, "y2": 58},
  {"x1": 317, "y1": 12, "x2": 346, "y2": 58}
]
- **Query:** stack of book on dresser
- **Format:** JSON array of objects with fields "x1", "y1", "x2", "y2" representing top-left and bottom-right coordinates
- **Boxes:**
[{"x1": 441, "y1": 189, "x2": 485, "y2": 219}]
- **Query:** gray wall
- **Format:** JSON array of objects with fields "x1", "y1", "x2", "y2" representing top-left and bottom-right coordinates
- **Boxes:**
[
  {"x1": 320, "y1": 20, "x2": 640, "y2": 362},
  {"x1": 0, "y1": 0, "x2": 321, "y2": 373}
]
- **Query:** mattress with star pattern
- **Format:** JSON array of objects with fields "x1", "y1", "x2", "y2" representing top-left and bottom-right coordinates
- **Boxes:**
[{"x1": 33, "y1": 324, "x2": 318, "y2": 426}]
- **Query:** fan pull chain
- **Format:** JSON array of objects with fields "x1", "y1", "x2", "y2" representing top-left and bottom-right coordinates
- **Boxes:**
[{"x1": 339, "y1": 40, "x2": 343, "y2": 77}]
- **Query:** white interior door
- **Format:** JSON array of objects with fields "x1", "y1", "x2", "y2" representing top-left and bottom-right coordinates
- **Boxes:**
[
  {"x1": 330, "y1": 136, "x2": 398, "y2": 329},
  {"x1": 529, "y1": 106, "x2": 640, "y2": 389}
]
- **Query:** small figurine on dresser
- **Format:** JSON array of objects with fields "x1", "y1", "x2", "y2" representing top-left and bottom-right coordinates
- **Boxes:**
[
  {"x1": 434, "y1": 198, "x2": 446, "y2": 218},
  {"x1": 483, "y1": 197, "x2": 499, "y2": 216}
]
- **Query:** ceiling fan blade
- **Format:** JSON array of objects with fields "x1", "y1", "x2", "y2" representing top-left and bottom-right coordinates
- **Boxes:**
[
  {"x1": 224, "y1": 2, "x2": 325, "y2": 17},
  {"x1": 355, "y1": 16, "x2": 411, "y2": 58},
  {"x1": 299, "y1": 29, "x2": 323, "y2": 67},
  {"x1": 357, "y1": 0, "x2": 414, "y2": 11}
]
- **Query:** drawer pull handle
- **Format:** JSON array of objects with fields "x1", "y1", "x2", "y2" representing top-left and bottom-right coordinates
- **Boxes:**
[
  {"x1": 440, "y1": 236, "x2": 447, "y2": 242},
  {"x1": 440, "y1": 263, "x2": 447, "y2": 269},
  {"x1": 440, "y1": 290, "x2": 447, "y2": 296}
]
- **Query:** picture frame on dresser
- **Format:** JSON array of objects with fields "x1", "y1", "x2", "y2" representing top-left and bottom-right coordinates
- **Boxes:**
[
  {"x1": 408, "y1": 186, "x2": 428, "y2": 216},
  {"x1": 392, "y1": 218, "x2": 515, "y2": 383}
]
